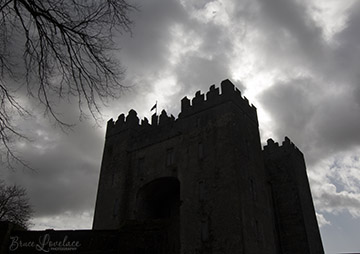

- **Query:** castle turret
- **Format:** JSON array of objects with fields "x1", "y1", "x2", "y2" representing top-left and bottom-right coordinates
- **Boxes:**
[{"x1": 263, "y1": 137, "x2": 324, "y2": 254}]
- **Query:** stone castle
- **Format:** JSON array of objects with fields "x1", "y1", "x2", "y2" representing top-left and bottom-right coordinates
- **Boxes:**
[{"x1": 93, "y1": 79, "x2": 324, "y2": 254}]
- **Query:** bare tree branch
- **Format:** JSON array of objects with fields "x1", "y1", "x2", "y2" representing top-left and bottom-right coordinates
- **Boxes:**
[
  {"x1": 0, "y1": 181, "x2": 33, "y2": 228},
  {"x1": 0, "y1": 0, "x2": 136, "y2": 168}
]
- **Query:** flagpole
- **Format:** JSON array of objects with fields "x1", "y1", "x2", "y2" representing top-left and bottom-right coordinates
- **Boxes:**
[{"x1": 155, "y1": 100, "x2": 158, "y2": 115}]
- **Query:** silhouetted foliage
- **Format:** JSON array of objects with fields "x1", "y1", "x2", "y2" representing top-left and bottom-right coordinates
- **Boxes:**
[
  {"x1": 0, "y1": 0, "x2": 136, "y2": 167},
  {"x1": 0, "y1": 181, "x2": 33, "y2": 229}
]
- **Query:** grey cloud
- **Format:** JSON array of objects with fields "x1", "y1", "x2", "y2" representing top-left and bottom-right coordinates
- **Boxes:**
[
  {"x1": 320, "y1": 191, "x2": 360, "y2": 211},
  {"x1": 334, "y1": 2, "x2": 360, "y2": 52},
  {"x1": 332, "y1": 3, "x2": 360, "y2": 108},
  {"x1": 254, "y1": 0, "x2": 360, "y2": 165},
  {"x1": 2, "y1": 119, "x2": 103, "y2": 217},
  {"x1": 161, "y1": 54, "x2": 237, "y2": 118},
  {"x1": 258, "y1": 77, "x2": 320, "y2": 162},
  {"x1": 166, "y1": 5, "x2": 243, "y2": 101},
  {"x1": 252, "y1": 0, "x2": 328, "y2": 74},
  {"x1": 107, "y1": 0, "x2": 190, "y2": 116},
  {"x1": 314, "y1": 182, "x2": 360, "y2": 217},
  {"x1": 116, "y1": 0, "x2": 243, "y2": 117},
  {"x1": 316, "y1": 212, "x2": 330, "y2": 227},
  {"x1": 259, "y1": 78, "x2": 317, "y2": 129},
  {"x1": 257, "y1": 0, "x2": 323, "y2": 44},
  {"x1": 259, "y1": 76, "x2": 360, "y2": 166},
  {"x1": 118, "y1": 0, "x2": 187, "y2": 73},
  {"x1": 313, "y1": 97, "x2": 360, "y2": 151},
  {"x1": 176, "y1": 55, "x2": 234, "y2": 95}
]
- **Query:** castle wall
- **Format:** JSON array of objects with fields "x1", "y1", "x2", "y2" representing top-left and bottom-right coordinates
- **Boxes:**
[{"x1": 93, "y1": 79, "x2": 323, "y2": 254}]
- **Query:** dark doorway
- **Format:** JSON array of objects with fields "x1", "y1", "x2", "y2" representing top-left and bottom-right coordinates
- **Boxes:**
[
  {"x1": 136, "y1": 177, "x2": 180, "y2": 254},
  {"x1": 136, "y1": 177, "x2": 180, "y2": 220}
]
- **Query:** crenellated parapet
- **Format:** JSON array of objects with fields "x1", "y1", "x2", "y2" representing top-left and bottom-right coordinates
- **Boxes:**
[
  {"x1": 179, "y1": 79, "x2": 257, "y2": 123},
  {"x1": 263, "y1": 136, "x2": 303, "y2": 157},
  {"x1": 106, "y1": 79, "x2": 256, "y2": 139},
  {"x1": 263, "y1": 137, "x2": 306, "y2": 182},
  {"x1": 106, "y1": 108, "x2": 176, "y2": 138}
]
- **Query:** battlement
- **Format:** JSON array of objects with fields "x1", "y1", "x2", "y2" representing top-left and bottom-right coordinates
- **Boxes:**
[
  {"x1": 106, "y1": 109, "x2": 176, "y2": 138},
  {"x1": 106, "y1": 79, "x2": 257, "y2": 138},
  {"x1": 263, "y1": 137, "x2": 303, "y2": 157},
  {"x1": 179, "y1": 79, "x2": 257, "y2": 122}
]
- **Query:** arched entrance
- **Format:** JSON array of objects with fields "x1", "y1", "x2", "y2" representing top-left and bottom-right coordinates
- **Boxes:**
[
  {"x1": 136, "y1": 177, "x2": 180, "y2": 220},
  {"x1": 136, "y1": 177, "x2": 180, "y2": 253}
]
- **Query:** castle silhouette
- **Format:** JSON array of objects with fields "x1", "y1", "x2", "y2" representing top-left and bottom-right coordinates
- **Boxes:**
[{"x1": 93, "y1": 79, "x2": 324, "y2": 254}]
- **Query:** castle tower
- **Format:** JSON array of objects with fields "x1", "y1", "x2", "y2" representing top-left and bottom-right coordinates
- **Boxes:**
[
  {"x1": 93, "y1": 79, "x2": 323, "y2": 254},
  {"x1": 263, "y1": 138, "x2": 324, "y2": 254}
]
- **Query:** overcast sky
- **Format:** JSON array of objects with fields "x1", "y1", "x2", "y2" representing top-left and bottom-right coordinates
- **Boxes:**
[{"x1": 1, "y1": 0, "x2": 360, "y2": 253}]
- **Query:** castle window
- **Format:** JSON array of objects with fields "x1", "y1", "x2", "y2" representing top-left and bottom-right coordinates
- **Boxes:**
[{"x1": 166, "y1": 148, "x2": 174, "y2": 166}]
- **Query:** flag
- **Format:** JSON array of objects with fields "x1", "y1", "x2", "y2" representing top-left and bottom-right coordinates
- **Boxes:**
[{"x1": 150, "y1": 102, "x2": 157, "y2": 111}]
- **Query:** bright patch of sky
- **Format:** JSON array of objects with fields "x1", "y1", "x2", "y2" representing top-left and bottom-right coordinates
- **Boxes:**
[
  {"x1": 305, "y1": 0, "x2": 356, "y2": 41},
  {"x1": 31, "y1": 211, "x2": 93, "y2": 230}
]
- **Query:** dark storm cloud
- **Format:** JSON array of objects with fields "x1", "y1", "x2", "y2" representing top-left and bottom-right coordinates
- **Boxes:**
[
  {"x1": 258, "y1": 77, "x2": 318, "y2": 145},
  {"x1": 257, "y1": 0, "x2": 323, "y2": 47},
  {"x1": 313, "y1": 95, "x2": 360, "y2": 151},
  {"x1": 259, "y1": 76, "x2": 360, "y2": 166},
  {"x1": 112, "y1": 0, "x2": 246, "y2": 117},
  {"x1": 118, "y1": 0, "x2": 187, "y2": 74},
  {"x1": 176, "y1": 55, "x2": 233, "y2": 94},
  {"x1": 332, "y1": 2, "x2": 360, "y2": 109},
  {"x1": 257, "y1": 0, "x2": 360, "y2": 165},
  {"x1": 253, "y1": 0, "x2": 329, "y2": 74},
  {"x1": 173, "y1": 18, "x2": 238, "y2": 95}
]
